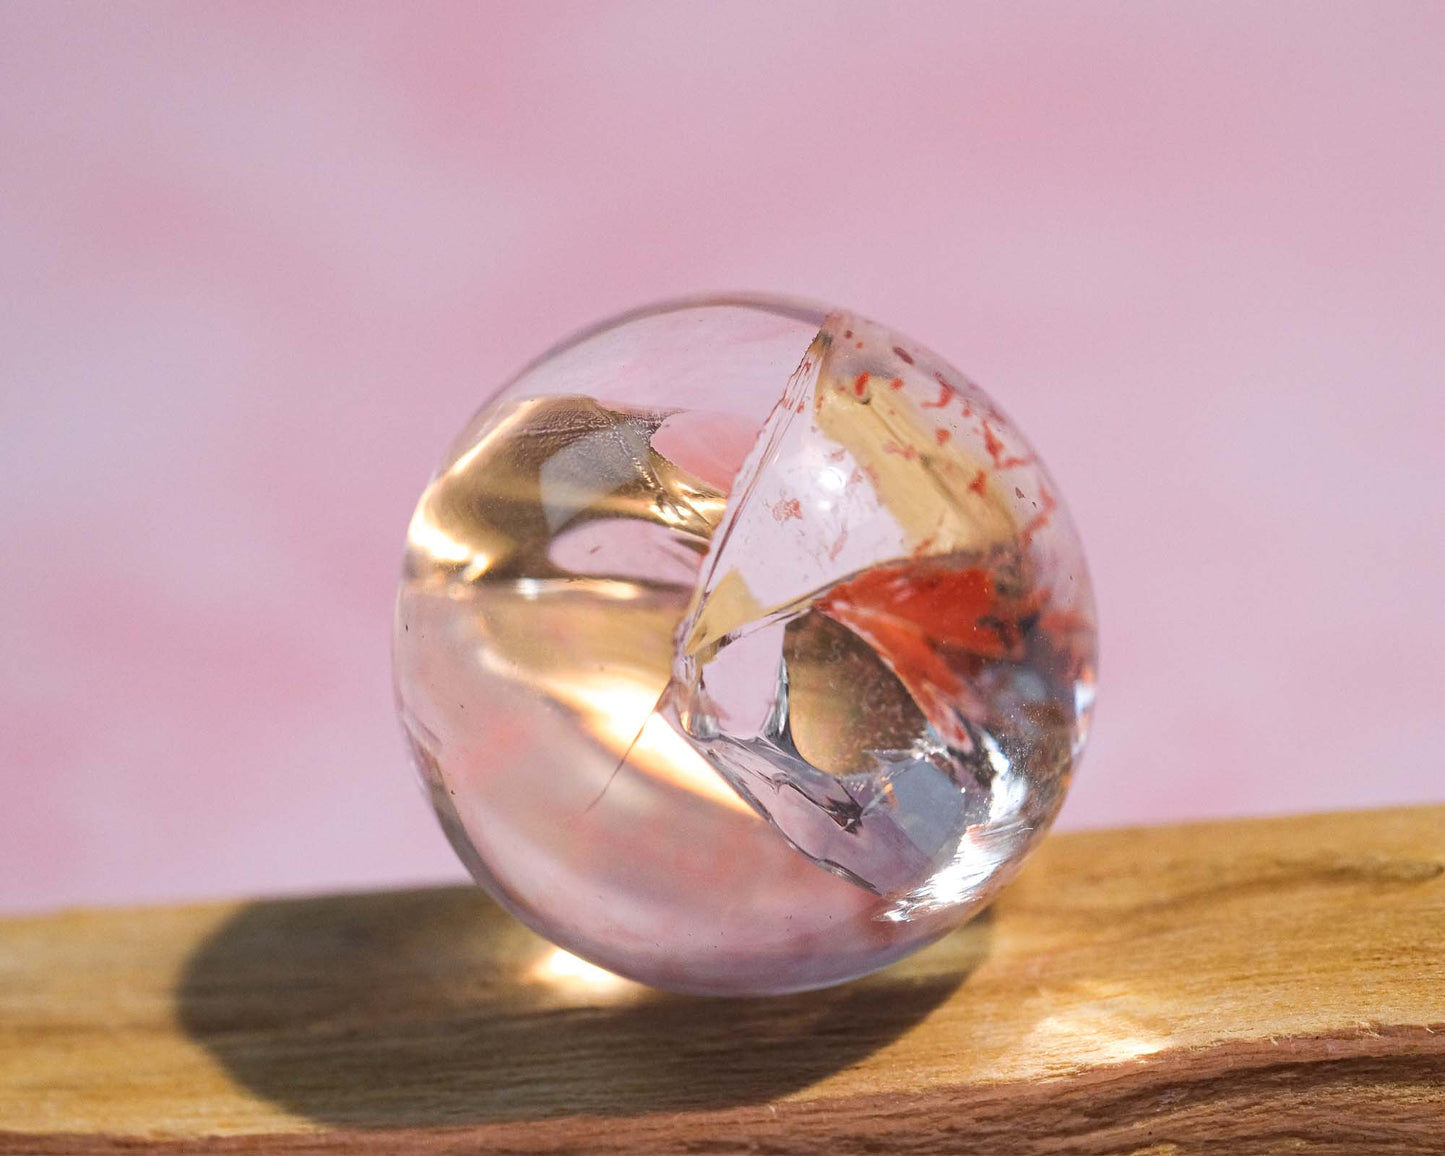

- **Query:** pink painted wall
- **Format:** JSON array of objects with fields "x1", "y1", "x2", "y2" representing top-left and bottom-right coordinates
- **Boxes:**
[{"x1": 2, "y1": 2, "x2": 1442, "y2": 914}]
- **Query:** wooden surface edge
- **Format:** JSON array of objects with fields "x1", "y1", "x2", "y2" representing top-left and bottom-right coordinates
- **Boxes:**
[
  {"x1": 3, "y1": 805, "x2": 1443, "y2": 1153},
  {"x1": 8, "y1": 1037, "x2": 1444, "y2": 1155}
]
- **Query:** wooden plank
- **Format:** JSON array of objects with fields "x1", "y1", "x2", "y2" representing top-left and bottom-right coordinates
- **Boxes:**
[{"x1": 1, "y1": 806, "x2": 1442, "y2": 1154}]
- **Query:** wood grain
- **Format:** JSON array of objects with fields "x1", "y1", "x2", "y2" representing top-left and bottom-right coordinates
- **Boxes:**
[{"x1": 2, "y1": 806, "x2": 1442, "y2": 1153}]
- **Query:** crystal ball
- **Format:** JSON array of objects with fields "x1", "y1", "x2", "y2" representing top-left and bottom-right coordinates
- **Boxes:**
[{"x1": 394, "y1": 296, "x2": 1096, "y2": 995}]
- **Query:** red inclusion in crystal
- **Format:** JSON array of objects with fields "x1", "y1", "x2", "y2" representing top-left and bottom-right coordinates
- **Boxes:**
[
  {"x1": 982, "y1": 420, "x2": 1032, "y2": 469},
  {"x1": 771, "y1": 497, "x2": 804, "y2": 522},
  {"x1": 922, "y1": 381, "x2": 954, "y2": 408},
  {"x1": 817, "y1": 561, "x2": 1044, "y2": 750}
]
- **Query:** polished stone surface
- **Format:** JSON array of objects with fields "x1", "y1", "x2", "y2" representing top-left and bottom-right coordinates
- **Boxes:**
[{"x1": 394, "y1": 297, "x2": 1096, "y2": 993}]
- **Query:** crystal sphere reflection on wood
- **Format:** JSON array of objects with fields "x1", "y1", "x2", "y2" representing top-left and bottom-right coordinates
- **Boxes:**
[{"x1": 393, "y1": 296, "x2": 1097, "y2": 995}]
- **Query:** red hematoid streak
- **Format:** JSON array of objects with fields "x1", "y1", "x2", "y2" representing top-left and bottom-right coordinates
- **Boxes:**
[{"x1": 817, "y1": 562, "x2": 1040, "y2": 750}]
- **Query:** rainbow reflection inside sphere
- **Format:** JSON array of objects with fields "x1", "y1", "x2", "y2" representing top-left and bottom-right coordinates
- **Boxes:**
[{"x1": 393, "y1": 296, "x2": 1096, "y2": 995}]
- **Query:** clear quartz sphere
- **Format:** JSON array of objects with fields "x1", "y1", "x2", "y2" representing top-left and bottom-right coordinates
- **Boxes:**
[{"x1": 394, "y1": 295, "x2": 1096, "y2": 995}]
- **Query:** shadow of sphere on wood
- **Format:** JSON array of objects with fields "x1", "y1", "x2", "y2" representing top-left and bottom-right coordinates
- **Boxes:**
[{"x1": 175, "y1": 887, "x2": 985, "y2": 1128}]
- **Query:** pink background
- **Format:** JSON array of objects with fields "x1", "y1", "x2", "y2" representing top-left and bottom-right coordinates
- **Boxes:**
[{"x1": 3, "y1": 3, "x2": 1442, "y2": 914}]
